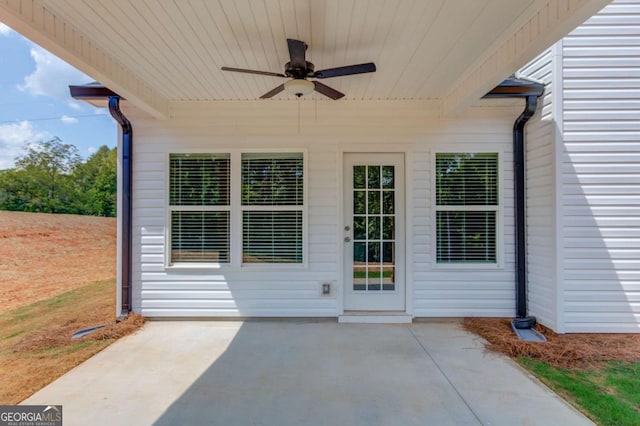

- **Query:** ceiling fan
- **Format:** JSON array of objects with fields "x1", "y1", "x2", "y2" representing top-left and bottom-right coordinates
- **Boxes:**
[{"x1": 221, "y1": 38, "x2": 376, "y2": 100}]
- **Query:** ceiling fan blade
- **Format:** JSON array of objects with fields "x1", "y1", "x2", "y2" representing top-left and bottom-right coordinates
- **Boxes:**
[
  {"x1": 287, "y1": 39, "x2": 307, "y2": 68},
  {"x1": 313, "y1": 81, "x2": 345, "y2": 100},
  {"x1": 221, "y1": 67, "x2": 286, "y2": 78},
  {"x1": 312, "y1": 62, "x2": 376, "y2": 79},
  {"x1": 260, "y1": 84, "x2": 285, "y2": 99}
]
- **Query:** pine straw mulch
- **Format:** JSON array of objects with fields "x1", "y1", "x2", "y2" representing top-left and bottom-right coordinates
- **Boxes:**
[
  {"x1": 463, "y1": 318, "x2": 640, "y2": 369},
  {"x1": 13, "y1": 313, "x2": 145, "y2": 353}
]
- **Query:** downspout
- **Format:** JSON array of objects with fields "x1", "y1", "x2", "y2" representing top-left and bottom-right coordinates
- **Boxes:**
[
  {"x1": 513, "y1": 95, "x2": 538, "y2": 325},
  {"x1": 108, "y1": 97, "x2": 133, "y2": 319},
  {"x1": 483, "y1": 77, "x2": 544, "y2": 329}
]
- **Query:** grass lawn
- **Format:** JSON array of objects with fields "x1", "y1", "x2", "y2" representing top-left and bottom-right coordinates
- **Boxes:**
[
  {"x1": 464, "y1": 318, "x2": 640, "y2": 426},
  {"x1": 519, "y1": 359, "x2": 640, "y2": 426},
  {"x1": 0, "y1": 279, "x2": 143, "y2": 404}
]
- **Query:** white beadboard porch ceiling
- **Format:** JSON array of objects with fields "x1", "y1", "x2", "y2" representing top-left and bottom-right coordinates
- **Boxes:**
[
  {"x1": 44, "y1": 0, "x2": 535, "y2": 101},
  {"x1": 0, "y1": 0, "x2": 611, "y2": 117}
]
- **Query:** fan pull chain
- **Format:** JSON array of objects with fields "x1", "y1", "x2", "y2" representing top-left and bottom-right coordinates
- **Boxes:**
[{"x1": 297, "y1": 97, "x2": 301, "y2": 134}]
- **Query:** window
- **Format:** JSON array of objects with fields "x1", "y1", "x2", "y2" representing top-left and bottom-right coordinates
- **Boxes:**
[
  {"x1": 168, "y1": 152, "x2": 305, "y2": 266},
  {"x1": 241, "y1": 153, "x2": 304, "y2": 264},
  {"x1": 435, "y1": 152, "x2": 498, "y2": 264},
  {"x1": 169, "y1": 154, "x2": 230, "y2": 264}
]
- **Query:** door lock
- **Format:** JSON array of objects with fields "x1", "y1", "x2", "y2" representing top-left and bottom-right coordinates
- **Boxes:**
[{"x1": 344, "y1": 225, "x2": 350, "y2": 231}]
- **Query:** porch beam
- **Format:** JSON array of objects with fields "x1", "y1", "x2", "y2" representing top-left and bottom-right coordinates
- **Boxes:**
[
  {"x1": 442, "y1": 0, "x2": 611, "y2": 116},
  {"x1": 0, "y1": 0, "x2": 169, "y2": 119}
]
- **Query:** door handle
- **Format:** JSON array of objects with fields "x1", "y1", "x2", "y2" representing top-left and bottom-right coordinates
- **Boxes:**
[{"x1": 344, "y1": 237, "x2": 351, "y2": 243}]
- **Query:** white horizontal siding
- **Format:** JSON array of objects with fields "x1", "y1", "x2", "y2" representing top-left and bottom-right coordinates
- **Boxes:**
[
  {"x1": 410, "y1": 112, "x2": 517, "y2": 317},
  {"x1": 561, "y1": 0, "x2": 640, "y2": 333},
  {"x1": 125, "y1": 100, "x2": 520, "y2": 318},
  {"x1": 519, "y1": 47, "x2": 558, "y2": 330}
]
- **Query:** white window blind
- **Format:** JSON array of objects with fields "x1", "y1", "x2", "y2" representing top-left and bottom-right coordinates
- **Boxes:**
[
  {"x1": 169, "y1": 153, "x2": 231, "y2": 264},
  {"x1": 435, "y1": 153, "x2": 498, "y2": 264},
  {"x1": 171, "y1": 211, "x2": 230, "y2": 263},
  {"x1": 242, "y1": 211, "x2": 303, "y2": 263},
  {"x1": 241, "y1": 153, "x2": 304, "y2": 264}
]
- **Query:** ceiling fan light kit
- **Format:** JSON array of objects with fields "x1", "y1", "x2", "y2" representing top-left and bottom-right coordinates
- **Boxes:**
[
  {"x1": 285, "y1": 79, "x2": 315, "y2": 97},
  {"x1": 221, "y1": 38, "x2": 376, "y2": 100}
]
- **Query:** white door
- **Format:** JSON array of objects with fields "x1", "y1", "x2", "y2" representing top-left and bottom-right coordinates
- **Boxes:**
[{"x1": 343, "y1": 153, "x2": 405, "y2": 311}]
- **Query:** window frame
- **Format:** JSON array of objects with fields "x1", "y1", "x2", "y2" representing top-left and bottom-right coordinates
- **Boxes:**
[
  {"x1": 165, "y1": 149, "x2": 308, "y2": 270},
  {"x1": 167, "y1": 152, "x2": 232, "y2": 267},
  {"x1": 431, "y1": 147, "x2": 504, "y2": 270},
  {"x1": 240, "y1": 152, "x2": 306, "y2": 267}
]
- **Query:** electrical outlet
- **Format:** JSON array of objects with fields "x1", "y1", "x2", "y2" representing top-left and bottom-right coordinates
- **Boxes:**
[{"x1": 321, "y1": 283, "x2": 331, "y2": 295}]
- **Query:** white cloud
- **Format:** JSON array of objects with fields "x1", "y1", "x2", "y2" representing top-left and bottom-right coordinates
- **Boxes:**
[
  {"x1": 60, "y1": 115, "x2": 79, "y2": 124},
  {"x1": 0, "y1": 121, "x2": 50, "y2": 169},
  {"x1": 0, "y1": 23, "x2": 12, "y2": 36},
  {"x1": 87, "y1": 146, "x2": 97, "y2": 155},
  {"x1": 67, "y1": 100, "x2": 83, "y2": 110},
  {"x1": 18, "y1": 46, "x2": 92, "y2": 101}
]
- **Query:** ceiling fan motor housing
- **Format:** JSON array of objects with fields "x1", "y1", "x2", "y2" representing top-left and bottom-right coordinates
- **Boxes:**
[{"x1": 285, "y1": 61, "x2": 315, "y2": 78}]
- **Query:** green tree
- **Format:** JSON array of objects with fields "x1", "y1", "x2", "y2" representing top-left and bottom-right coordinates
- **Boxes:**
[
  {"x1": 10, "y1": 138, "x2": 81, "y2": 213},
  {"x1": 0, "y1": 168, "x2": 34, "y2": 211},
  {"x1": 73, "y1": 146, "x2": 117, "y2": 216}
]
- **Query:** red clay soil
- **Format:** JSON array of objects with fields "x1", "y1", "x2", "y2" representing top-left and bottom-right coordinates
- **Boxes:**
[
  {"x1": 0, "y1": 211, "x2": 116, "y2": 312},
  {"x1": 464, "y1": 318, "x2": 640, "y2": 369}
]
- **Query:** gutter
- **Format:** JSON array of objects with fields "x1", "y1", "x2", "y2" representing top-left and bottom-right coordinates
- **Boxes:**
[
  {"x1": 484, "y1": 77, "x2": 545, "y2": 329},
  {"x1": 69, "y1": 84, "x2": 132, "y2": 319}
]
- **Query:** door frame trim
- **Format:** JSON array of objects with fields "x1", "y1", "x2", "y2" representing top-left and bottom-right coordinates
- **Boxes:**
[{"x1": 337, "y1": 148, "x2": 414, "y2": 315}]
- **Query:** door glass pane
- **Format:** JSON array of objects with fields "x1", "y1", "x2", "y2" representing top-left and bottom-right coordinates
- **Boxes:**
[
  {"x1": 354, "y1": 216, "x2": 366, "y2": 240},
  {"x1": 368, "y1": 166, "x2": 380, "y2": 189},
  {"x1": 382, "y1": 166, "x2": 394, "y2": 189},
  {"x1": 383, "y1": 217, "x2": 394, "y2": 240},
  {"x1": 368, "y1": 191, "x2": 380, "y2": 214},
  {"x1": 382, "y1": 267, "x2": 395, "y2": 290},
  {"x1": 367, "y1": 267, "x2": 381, "y2": 291},
  {"x1": 383, "y1": 191, "x2": 394, "y2": 214},
  {"x1": 353, "y1": 242, "x2": 366, "y2": 262},
  {"x1": 367, "y1": 217, "x2": 380, "y2": 241},
  {"x1": 367, "y1": 242, "x2": 380, "y2": 263},
  {"x1": 353, "y1": 267, "x2": 366, "y2": 291},
  {"x1": 383, "y1": 242, "x2": 394, "y2": 263},
  {"x1": 354, "y1": 191, "x2": 365, "y2": 214},
  {"x1": 353, "y1": 166, "x2": 366, "y2": 189}
]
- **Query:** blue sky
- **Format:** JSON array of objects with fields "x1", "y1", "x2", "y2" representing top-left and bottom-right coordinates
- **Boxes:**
[{"x1": 0, "y1": 22, "x2": 116, "y2": 169}]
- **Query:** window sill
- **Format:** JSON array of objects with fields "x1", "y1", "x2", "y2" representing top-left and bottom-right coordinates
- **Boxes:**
[
  {"x1": 165, "y1": 263, "x2": 228, "y2": 271},
  {"x1": 165, "y1": 263, "x2": 308, "y2": 272},
  {"x1": 431, "y1": 262, "x2": 503, "y2": 271}
]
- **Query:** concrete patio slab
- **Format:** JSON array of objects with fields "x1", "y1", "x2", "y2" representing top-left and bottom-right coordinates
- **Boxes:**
[{"x1": 23, "y1": 320, "x2": 593, "y2": 426}]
